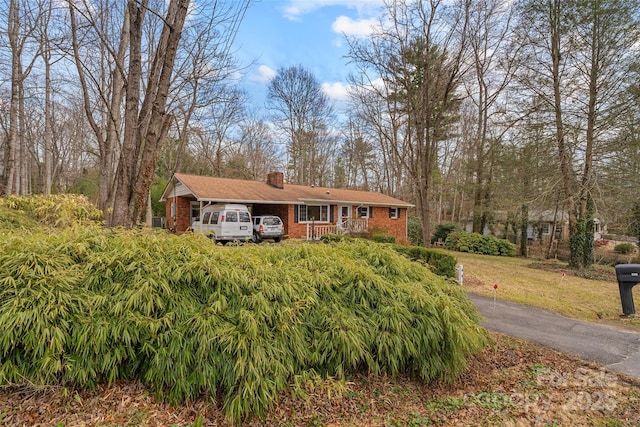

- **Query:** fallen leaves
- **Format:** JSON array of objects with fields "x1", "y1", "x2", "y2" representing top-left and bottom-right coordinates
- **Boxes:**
[{"x1": 1, "y1": 333, "x2": 638, "y2": 426}]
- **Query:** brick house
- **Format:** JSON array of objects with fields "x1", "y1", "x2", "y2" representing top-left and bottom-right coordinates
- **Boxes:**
[{"x1": 160, "y1": 172, "x2": 413, "y2": 241}]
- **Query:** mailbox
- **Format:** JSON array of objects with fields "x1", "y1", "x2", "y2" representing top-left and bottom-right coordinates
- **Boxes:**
[{"x1": 615, "y1": 264, "x2": 640, "y2": 316}]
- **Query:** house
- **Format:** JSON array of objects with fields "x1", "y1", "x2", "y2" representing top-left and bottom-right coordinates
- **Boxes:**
[
  {"x1": 159, "y1": 172, "x2": 414, "y2": 241},
  {"x1": 463, "y1": 209, "x2": 605, "y2": 241}
]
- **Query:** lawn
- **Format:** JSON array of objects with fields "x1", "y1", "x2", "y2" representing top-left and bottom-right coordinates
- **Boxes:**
[{"x1": 453, "y1": 251, "x2": 640, "y2": 329}]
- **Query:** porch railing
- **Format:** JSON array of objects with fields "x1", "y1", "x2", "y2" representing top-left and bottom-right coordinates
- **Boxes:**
[
  {"x1": 338, "y1": 219, "x2": 368, "y2": 234},
  {"x1": 306, "y1": 223, "x2": 337, "y2": 240},
  {"x1": 306, "y1": 219, "x2": 369, "y2": 240}
]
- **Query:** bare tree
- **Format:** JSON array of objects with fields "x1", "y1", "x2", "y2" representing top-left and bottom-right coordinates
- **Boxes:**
[
  {"x1": 346, "y1": 72, "x2": 409, "y2": 198},
  {"x1": 68, "y1": 0, "x2": 129, "y2": 212},
  {"x1": 67, "y1": 0, "x2": 249, "y2": 227},
  {"x1": 464, "y1": 0, "x2": 515, "y2": 233},
  {"x1": 514, "y1": 0, "x2": 640, "y2": 267},
  {"x1": 267, "y1": 65, "x2": 336, "y2": 186},
  {"x1": 346, "y1": 0, "x2": 471, "y2": 245},
  {"x1": 236, "y1": 114, "x2": 283, "y2": 180},
  {"x1": 2, "y1": 0, "x2": 42, "y2": 195}
]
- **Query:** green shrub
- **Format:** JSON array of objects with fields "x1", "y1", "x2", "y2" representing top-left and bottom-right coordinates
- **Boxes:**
[
  {"x1": 408, "y1": 216, "x2": 424, "y2": 246},
  {"x1": 0, "y1": 205, "x2": 38, "y2": 229},
  {"x1": 320, "y1": 233, "x2": 354, "y2": 243},
  {"x1": 0, "y1": 228, "x2": 487, "y2": 423},
  {"x1": 614, "y1": 242, "x2": 635, "y2": 254},
  {"x1": 0, "y1": 194, "x2": 103, "y2": 227},
  {"x1": 445, "y1": 231, "x2": 515, "y2": 256},
  {"x1": 372, "y1": 233, "x2": 396, "y2": 244},
  {"x1": 431, "y1": 222, "x2": 462, "y2": 245},
  {"x1": 392, "y1": 245, "x2": 457, "y2": 278}
]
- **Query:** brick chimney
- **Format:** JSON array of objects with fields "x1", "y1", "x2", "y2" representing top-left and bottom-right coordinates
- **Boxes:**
[{"x1": 267, "y1": 171, "x2": 284, "y2": 189}]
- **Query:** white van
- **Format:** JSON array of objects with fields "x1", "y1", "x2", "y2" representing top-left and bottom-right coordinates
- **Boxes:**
[{"x1": 192, "y1": 204, "x2": 252, "y2": 242}]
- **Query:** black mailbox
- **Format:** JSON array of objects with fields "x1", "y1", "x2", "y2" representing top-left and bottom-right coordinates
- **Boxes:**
[{"x1": 615, "y1": 264, "x2": 640, "y2": 316}]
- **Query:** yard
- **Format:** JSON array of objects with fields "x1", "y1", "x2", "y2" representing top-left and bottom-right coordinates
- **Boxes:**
[{"x1": 2, "y1": 243, "x2": 639, "y2": 426}]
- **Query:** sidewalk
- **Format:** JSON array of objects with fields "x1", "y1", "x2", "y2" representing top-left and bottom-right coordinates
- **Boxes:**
[{"x1": 468, "y1": 293, "x2": 640, "y2": 381}]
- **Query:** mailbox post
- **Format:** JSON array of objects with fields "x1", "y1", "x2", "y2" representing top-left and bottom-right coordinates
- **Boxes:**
[{"x1": 615, "y1": 264, "x2": 640, "y2": 316}]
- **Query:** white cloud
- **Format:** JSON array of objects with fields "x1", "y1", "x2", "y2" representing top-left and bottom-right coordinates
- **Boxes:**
[
  {"x1": 282, "y1": 0, "x2": 383, "y2": 21},
  {"x1": 250, "y1": 65, "x2": 277, "y2": 83},
  {"x1": 322, "y1": 82, "x2": 350, "y2": 102},
  {"x1": 331, "y1": 15, "x2": 378, "y2": 37}
]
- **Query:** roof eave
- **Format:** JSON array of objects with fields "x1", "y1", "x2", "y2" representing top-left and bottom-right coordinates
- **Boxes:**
[{"x1": 297, "y1": 198, "x2": 414, "y2": 208}]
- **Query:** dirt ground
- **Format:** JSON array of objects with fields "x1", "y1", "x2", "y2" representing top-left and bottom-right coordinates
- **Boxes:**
[{"x1": 1, "y1": 332, "x2": 639, "y2": 427}]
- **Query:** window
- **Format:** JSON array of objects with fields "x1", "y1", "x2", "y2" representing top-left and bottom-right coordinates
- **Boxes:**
[
  {"x1": 263, "y1": 217, "x2": 281, "y2": 226},
  {"x1": 202, "y1": 212, "x2": 211, "y2": 224},
  {"x1": 297, "y1": 205, "x2": 329, "y2": 222},
  {"x1": 389, "y1": 207, "x2": 399, "y2": 219},
  {"x1": 540, "y1": 223, "x2": 550, "y2": 235},
  {"x1": 225, "y1": 211, "x2": 238, "y2": 222},
  {"x1": 211, "y1": 212, "x2": 220, "y2": 224},
  {"x1": 239, "y1": 211, "x2": 251, "y2": 223},
  {"x1": 358, "y1": 206, "x2": 371, "y2": 218},
  {"x1": 190, "y1": 203, "x2": 200, "y2": 225}
]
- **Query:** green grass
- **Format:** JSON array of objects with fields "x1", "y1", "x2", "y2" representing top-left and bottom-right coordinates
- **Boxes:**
[{"x1": 453, "y1": 251, "x2": 638, "y2": 328}]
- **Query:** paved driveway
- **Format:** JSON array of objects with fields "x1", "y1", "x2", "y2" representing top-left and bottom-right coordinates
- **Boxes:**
[{"x1": 468, "y1": 293, "x2": 640, "y2": 381}]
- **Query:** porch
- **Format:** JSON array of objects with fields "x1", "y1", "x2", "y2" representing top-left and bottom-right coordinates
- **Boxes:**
[{"x1": 305, "y1": 219, "x2": 368, "y2": 240}]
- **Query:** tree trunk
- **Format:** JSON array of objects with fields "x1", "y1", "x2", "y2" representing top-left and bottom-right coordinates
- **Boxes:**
[
  {"x1": 3, "y1": 0, "x2": 20, "y2": 195},
  {"x1": 110, "y1": 0, "x2": 190, "y2": 228}
]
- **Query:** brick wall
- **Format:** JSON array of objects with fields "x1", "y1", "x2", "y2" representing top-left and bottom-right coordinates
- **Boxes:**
[
  {"x1": 165, "y1": 196, "x2": 195, "y2": 233},
  {"x1": 368, "y1": 206, "x2": 407, "y2": 242},
  {"x1": 284, "y1": 204, "x2": 408, "y2": 241}
]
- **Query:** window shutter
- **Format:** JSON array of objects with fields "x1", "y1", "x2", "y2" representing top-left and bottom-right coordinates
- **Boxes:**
[
  {"x1": 294, "y1": 205, "x2": 299, "y2": 223},
  {"x1": 369, "y1": 206, "x2": 373, "y2": 218},
  {"x1": 330, "y1": 205, "x2": 335, "y2": 223}
]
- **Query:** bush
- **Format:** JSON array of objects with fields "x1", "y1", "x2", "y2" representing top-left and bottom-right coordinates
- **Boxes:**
[
  {"x1": 614, "y1": 242, "x2": 635, "y2": 255},
  {"x1": 391, "y1": 245, "x2": 457, "y2": 278},
  {"x1": 372, "y1": 233, "x2": 396, "y2": 244},
  {"x1": 0, "y1": 205, "x2": 38, "y2": 229},
  {"x1": 445, "y1": 231, "x2": 516, "y2": 256},
  {"x1": 408, "y1": 216, "x2": 424, "y2": 246},
  {"x1": 0, "y1": 194, "x2": 103, "y2": 227},
  {"x1": 432, "y1": 222, "x2": 462, "y2": 245},
  {"x1": 320, "y1": 233, "x2": 354, "y2": 243},
  {"x1": 0, "y1": 228, "x2": 487, "y2": 423}
]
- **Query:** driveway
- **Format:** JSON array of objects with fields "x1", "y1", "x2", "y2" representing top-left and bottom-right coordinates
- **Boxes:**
[{"x1": 468, "y1": 293, "x2": 640, "y2": 381}]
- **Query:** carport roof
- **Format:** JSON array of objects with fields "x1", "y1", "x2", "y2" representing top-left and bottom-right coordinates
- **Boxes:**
[{"x1": 160, "y1": 173, "x2": 413, "y2": 208}]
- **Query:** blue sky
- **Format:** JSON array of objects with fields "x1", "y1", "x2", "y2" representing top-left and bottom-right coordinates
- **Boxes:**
[{"x1": 233, "y1": 0, "x2": 384, "y2": 115}]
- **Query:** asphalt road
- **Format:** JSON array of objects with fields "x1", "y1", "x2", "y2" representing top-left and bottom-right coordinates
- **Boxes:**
[{"x1": 468, "y1": 293, "x2": 640, "y2": 381}]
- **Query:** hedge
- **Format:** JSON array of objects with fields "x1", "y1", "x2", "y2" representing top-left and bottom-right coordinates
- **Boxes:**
[
  {"x1": 391, "y1": 245, "x2": 457, "y2": 279},
  {"x1": 445, "y1": 231, "x2": 516, "y2": 256},
  {"x1": 0, "y1": 227, "x2": 487, "y2": 423}
]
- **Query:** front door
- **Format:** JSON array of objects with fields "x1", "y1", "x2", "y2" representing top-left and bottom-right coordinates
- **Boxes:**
[{"x1": 338, "y1": 205, "x2": 351, "y2": 229}]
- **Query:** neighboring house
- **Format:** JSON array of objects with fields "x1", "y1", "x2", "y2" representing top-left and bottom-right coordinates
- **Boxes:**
[
  {"x1": 464, "y1": 209, "x2": 605, "y2": 241},
  {"x1": 160, "y1": 172, "x2": 414, "y2": 241}
]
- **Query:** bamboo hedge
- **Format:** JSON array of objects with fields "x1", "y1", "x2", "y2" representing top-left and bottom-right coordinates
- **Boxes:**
[{"x1": 0, "y1": 225, "x2": 487, "y2": 422}]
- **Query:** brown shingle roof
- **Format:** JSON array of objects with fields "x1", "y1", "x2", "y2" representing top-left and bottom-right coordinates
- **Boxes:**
[{"x1": 162, "y1": 173, "x2": 413, "y2": 207}]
